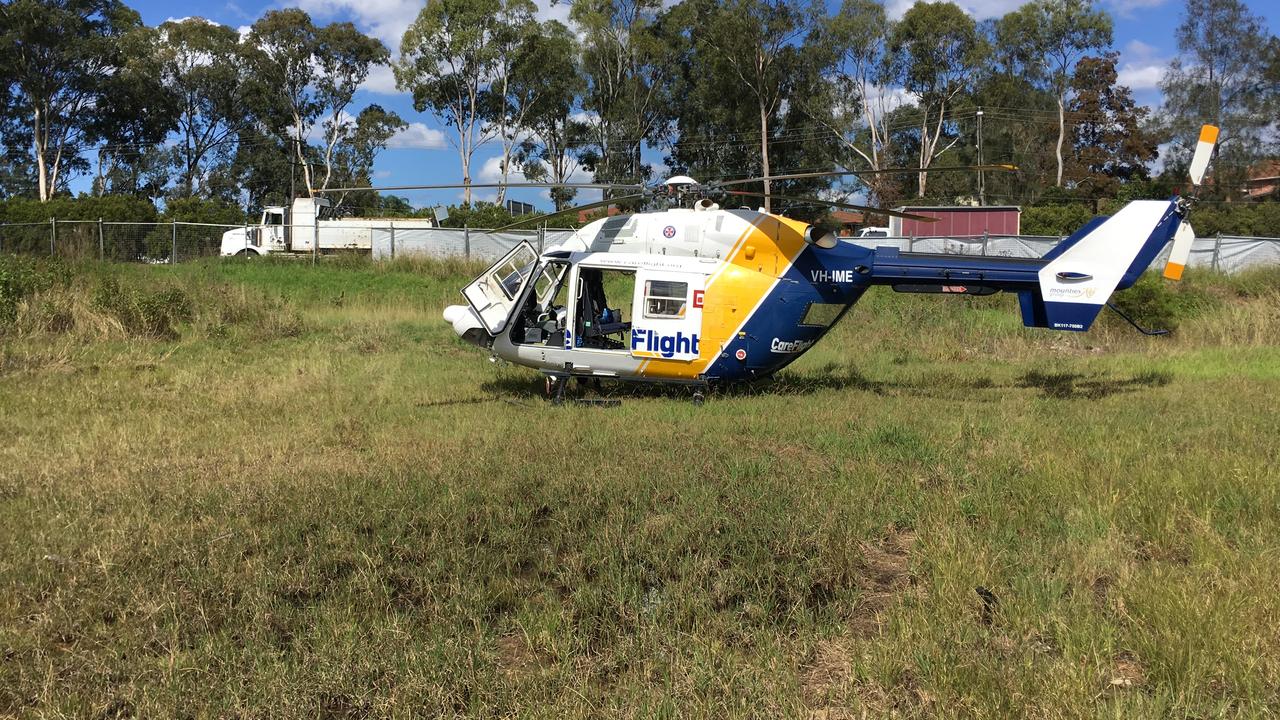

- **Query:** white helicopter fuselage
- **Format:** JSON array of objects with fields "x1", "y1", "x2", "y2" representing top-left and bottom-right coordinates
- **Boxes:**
[
  {"x1": 445, "y1": 197, "x2": 1187, "y2": 387},
  {"x1": 447, "y1": 204, "x2": 858, "y2": 385}
]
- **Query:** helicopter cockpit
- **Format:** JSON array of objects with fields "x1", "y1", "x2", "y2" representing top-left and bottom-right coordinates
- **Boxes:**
[{"x1": 508, "y1": 259, "x2": 634, "y2": 351}]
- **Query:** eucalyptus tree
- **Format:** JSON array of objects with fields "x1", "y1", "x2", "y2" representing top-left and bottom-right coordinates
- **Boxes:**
[
  {"x1": 807, "y1": 0, "x2": 898, "y2": 203},
  {"x1": 90, "y1": 23, "x2": 174, "y2": 198},
  {"x1": 886, "y1": 1, "x2": 986, "y2": 198},
  {"x1": 680, "y1": 0, "x2": 818, "y2": 210},
  {"x1": 247, "y1": 10, "x2": 322, "y2": 197},
  {"x1": 325, "y1": 105, "x2": 407, "y2": 210},
  {"x1": 314, "y1": 23, "x2": 392, "y2": 194},
  {"x1": 483, "y1": 0, "x2": 540, "y2": 204},
  {"x1": 0, "y1": 0, "x2": 142, "y2": 200},
  {"x1": 249, "y1": 10, "x2": 389, "y2": 198},
  {"x1": 511, "y1": 21, "x2": 588, "y2": 210},
  {"x1": 397, "y1": 0, "x2": 533, "y2": 204},
  {"x1": 1160, "y1": 0, "x2": 1278, "y2": 183},
  {"x1": 995, "y1": 0, "x2": 1112, "y2": 187},
  {"x1": 149, "y1": 18, "x2": 255, "y2": 198},
  {"x1": 570, "y1": 0, "x2": 673, "y2": 190}
]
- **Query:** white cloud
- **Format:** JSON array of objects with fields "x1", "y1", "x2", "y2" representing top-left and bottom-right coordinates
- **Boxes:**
[
  {"x1": 360, "y1": 63, "x2": 402, "y2": 95},
  {"x1": 477, "y1": 155, "x2": 513, "y2": 184},
  {"x1": 532, "y1": 0, "x2": 572, "y2": 26},
  {"x1": 1117, "y1": 39, "x2": 1171, "y2": 93},
  {"x1": 1124, "y1": 39, "x2": 1161, "y2": 64},
  {"x1": 164, "y1": 16, "x2": 218, "y2": 25},
  {"x1": 1117, "y1": 63, "x2": 1165, "y2": 90},
  {"x1": 470, "y1": 154, "x2": 591, "y2": 206},
  {"x1": 297, "y1": 0, "x2": 580, "y2": 52},
  {"x1": 388, "y1": 122, "x2": 448, "y2": 149},
  {"x1": 294, "y1": 0, "x2": 420, "y2": 50},
  {"x1": 954, "y1": 0, "x2": 1030, "y2": 19}
]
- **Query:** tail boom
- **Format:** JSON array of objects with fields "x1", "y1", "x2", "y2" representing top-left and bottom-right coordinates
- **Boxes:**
[{"x1": 862, "y1": 199, "x2": 1183, "y2": 332}]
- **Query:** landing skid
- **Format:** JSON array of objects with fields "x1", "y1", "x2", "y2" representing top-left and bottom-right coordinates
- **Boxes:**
[{"x1": 541, "y1": 373, "x2": 707, "y2": 406}]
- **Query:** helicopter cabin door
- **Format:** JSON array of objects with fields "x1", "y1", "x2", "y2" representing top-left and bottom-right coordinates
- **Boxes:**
[
  {"x1": 462, "y1": 242, "x2": 539, "y2": 334},
  {"x1": 629, "y1": 269, "x2": 705, "y2": 362}
]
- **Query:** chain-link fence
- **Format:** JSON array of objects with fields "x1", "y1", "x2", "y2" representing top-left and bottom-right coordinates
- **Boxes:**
[
  {"x1": 2, "y1": 219, "x2": 1278, "y2": 274},
  {"x1": 0, "y1": 219, "x2": 241, "y2": 263}
]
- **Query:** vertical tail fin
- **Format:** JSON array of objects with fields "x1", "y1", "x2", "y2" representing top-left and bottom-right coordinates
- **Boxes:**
[{"x1": 1020, "y1": 200, "x2": 1182, "y2": 331}]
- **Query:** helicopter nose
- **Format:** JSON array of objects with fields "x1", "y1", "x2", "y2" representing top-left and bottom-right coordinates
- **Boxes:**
[
  {"x1": 443, "y1": 304, "x2": 491, "y2": 347},
  {"x1": 443, "y1": 305, "x2": 468, "y2": 326}
]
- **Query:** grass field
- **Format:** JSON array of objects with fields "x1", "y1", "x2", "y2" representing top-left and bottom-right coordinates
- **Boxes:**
[{"x1": 1, "y1": 255, "x2": 1278, "y2": 718}]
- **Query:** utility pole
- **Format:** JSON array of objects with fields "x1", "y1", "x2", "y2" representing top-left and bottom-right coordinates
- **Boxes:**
[{"x1": 976, "y1": 108, "x2": 986, "y2": 207}]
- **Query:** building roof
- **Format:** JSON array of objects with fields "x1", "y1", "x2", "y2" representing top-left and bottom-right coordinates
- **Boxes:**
[{"x1": 830, "y1": 210, "x2": 865, "y2": 224}]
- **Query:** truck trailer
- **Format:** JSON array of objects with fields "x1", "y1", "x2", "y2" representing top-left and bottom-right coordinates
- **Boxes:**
[{"x1": 219, "y1": 197, "x2": 437, "y2": 257}]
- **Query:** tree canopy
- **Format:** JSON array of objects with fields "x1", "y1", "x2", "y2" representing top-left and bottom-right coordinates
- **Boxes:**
[{"x1": 0, "y1": 0, "x2": 1275, "y2": 222}]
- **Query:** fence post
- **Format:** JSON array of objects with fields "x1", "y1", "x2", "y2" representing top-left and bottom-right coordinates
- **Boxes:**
[
  {"x1": 312, "y1": 216, "x2": 318, "y2": 266},
  {"x1": 464, "y1": 226, "x2": 470, "y2": 259},
  {"x1": 389, "y1": 223, "x2": 396, "y2": 260},
  {"x1": 50, "y1": 218, "x2": 56, "y2": 256},
  {"x1": 171, "y1": 219, "x2": 178, "y2": 264},
  {"x1": 1212, "y1": 232, "x2": 1222, "y2": 271},
  {"x1": 538, "y1": 226, "x2": 544, "y2": 254},
  {"x1": 907, "y1": 233, "x2": 914, "y2": 253},
  {"x1": 98, "y1": 218, "x2": 105, "y2": 261},
  {"x1": 981, "y1": 230, "x2": 989, "y2": 256}
]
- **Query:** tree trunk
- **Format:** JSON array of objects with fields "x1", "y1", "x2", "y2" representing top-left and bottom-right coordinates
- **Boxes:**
[
  {"x1": 34, "y1": 108, "x2": 49, "y2": 202},
  {"x1": 460, "y1": 142, "x2": 472, "y2": 205},
  {"x1": 759, "y1": 100, "x2": 771, "y2": 213},
  {"x1": 1055, "y1": 95, "x2": 1065, "y2": 187},
  {"x1": 918, "y1": 115, "x2": 928, "y2": 198}
]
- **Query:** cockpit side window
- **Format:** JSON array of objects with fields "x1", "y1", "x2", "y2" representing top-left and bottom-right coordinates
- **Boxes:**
[{"x1": 511, "y1": 261, "x2": 571, "y2": 346}]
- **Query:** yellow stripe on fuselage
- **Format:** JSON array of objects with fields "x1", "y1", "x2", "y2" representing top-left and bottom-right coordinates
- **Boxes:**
[{"x1": 638, "y1": 213, "x2": 811, "y2": 380}]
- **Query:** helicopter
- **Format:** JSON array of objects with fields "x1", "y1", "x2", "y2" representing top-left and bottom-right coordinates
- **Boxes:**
[{"x1": 332, "y1": 125, "x2": 1216, "y2": 402}]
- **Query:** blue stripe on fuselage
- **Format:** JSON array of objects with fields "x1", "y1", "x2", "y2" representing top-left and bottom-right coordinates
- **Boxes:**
[{"x1": 703, "y1": 242, "x2": 874, "y2": 381}]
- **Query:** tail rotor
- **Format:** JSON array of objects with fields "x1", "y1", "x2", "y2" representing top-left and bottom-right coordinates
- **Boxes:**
[{"x1": 1163, "y1": 124, "x2": 1219, "y2": 281}]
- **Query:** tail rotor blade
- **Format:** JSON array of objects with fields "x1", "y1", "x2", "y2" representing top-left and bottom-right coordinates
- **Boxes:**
[
  {"x1": 1163, "y1": 220, "x2": 1196, "y2": 281},
  {"x1": 1188, "y1": 125, "x2": 1219, "y2": 187}
]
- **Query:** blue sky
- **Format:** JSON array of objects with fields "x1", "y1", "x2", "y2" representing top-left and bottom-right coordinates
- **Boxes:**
[{"x1": 90, "y1": 0, "x2": 1280, "y2": 211}]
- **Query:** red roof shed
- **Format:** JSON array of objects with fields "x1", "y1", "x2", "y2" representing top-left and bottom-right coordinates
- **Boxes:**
[{"x1": 890, "y1": 206, "x2": 1021, "y2": 237}]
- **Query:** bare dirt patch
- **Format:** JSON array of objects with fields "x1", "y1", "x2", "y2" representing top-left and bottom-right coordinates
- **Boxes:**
[{"x1": 801, "y1": 526, "x2": 918, "y2": 714}]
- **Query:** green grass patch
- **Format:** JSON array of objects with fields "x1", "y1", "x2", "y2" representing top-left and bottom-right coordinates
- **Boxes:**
[{"x1": 1, "y1": 257, "x2": 1278, "y2": 716}]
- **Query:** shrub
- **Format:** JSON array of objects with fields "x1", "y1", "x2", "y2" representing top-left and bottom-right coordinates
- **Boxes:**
[
  {"x1": 1109, "y1": 272, "x2": 1217, "y2": 332},
  {"x1": 1021, "y1": 203, "x2": 1095, "y2": 236},
  {"x1": 0, "y1": 255, "x2": 71, "y2": 326},
  {"x1": 160, "y1": 197, "x2": 247, "y2": 226},
  {"x1": 0, "y1": 194, "x2": 158, "y2": 224},
  {"x1": 90, "y1": 276, "x2": 193, "y2": 339}
]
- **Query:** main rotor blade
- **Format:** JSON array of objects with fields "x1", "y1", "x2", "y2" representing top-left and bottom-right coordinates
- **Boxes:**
[
  {"x1": 316, "y1": 182, "x2": 642, "y2": 193},
  {"x1": 723, "y1": 190, "x2": 939, "y2": 222},
  {"x1": 486, "y1": 193, "x2": 648, "y2": 233},
  {"x1": 718, "y1": 164, "x2": 1019, "y2": 188}
]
